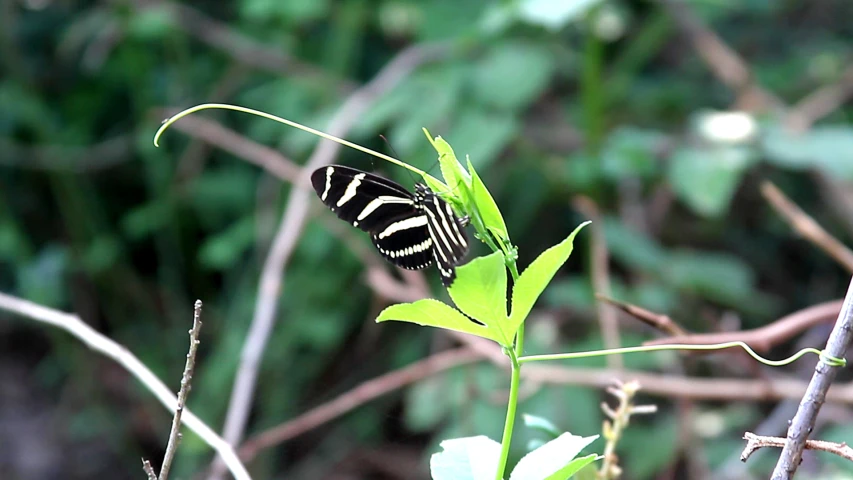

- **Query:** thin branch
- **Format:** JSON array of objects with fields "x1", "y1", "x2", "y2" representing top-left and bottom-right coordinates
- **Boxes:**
[
  {"x1": 785, "y1": 65, "x2": 853, "y2": 131},
  {"x1": 742, "y1": 431, "x2": 853, "y2": 463},
  {"x1": 643, "y1": 300, "x2": 842, "y2": 352},
  {"x1": 0, "y1": 292, "x2": 251, "y2": 480},
  {"x1": 657, "y1": 0, "x2": 782, "y2": 113},
  {"x1": 143, "y1": 460, "x2": 157, "y2": 480},
  {"x1": 772, "y1": 277, "x2": 853, "y2": 479},
  {"x1": 762, "y1": 181, "x2": 853, "y2": 274},
  {"x1": 237, "y1": 347, "x2": 481, "y2": 461},
  {"x1": 596, "y1": 294, "x2": 688, "y2": 337},
  {"x1": 574, "y1": 197, "x2": 622, "y2": 368},
  {"x1": 158, "y1": 300, "x2": 204, "y2": 480},
  {"x1": 208, "y1": 43, "x2": 449, "y2": 479}
]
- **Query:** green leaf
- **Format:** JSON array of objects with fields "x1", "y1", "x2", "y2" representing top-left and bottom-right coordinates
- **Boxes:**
[
  {"x1": 761, "y1": 125, "x2": 853, "y2": 180},
  {"x1": 468, "y1": 158, "x2": 509, "y2": 242},
  {"x1": 447, "y1": 251, "x2": 509, "y2": 340},
  {"x1": 424, "y1": 129, "x2": 472, "y2": 195},
  {"x1": 522, "y1": 414, "x2": 561, "y2": 438},
  {"x1": 430, "y1": 436, "x2": 501, "y2": 480},
  {"x1": 509, "y1": 222, "x2": 589, "y2": 333},
  {"x1": 668, "y1": 145, "x2": 755, "y2": 217},
  {"x1": 376, "y1": 299, "x2": 503, "y2": 344},
  {"x1": 509, "y1": 433, "x2": 599, "y2": 480},
  {"x1": 447, "y1": 109, "x2": 518, "y2": 171},
  {"x1": 471, "y1": 41, "x2": 555, "y2": 110}
]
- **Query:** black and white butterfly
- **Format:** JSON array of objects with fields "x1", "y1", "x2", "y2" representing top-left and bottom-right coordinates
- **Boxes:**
[{"x1": 311, "y1": 165, "x2": 469, "y2": 286}]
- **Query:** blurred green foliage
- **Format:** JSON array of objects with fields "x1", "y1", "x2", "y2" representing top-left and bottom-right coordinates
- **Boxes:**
[{"x1": 1, "y1": 0, "x2": 853, "y2": 479}]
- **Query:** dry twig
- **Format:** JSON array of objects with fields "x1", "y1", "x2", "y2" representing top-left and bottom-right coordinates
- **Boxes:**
[
  {"x1": 771, "y1": 277, "x2": 853, "y2": 479},
  {"x1": 574, "y1": 197, "x2": 622, "y2": 368},
  {"x1": 0, "y1": 292, "x2": 250, "y2": 480},
  {"x1": 742, "y1": 431, "x2": 853, "y2": 463},
  {"x1": 156, "y1": 300, "x2": 204, "y2": 480},
  {"x1": 596, "y1": 294, "x2": 688, "y2": 337},
  {"x1": 762, "y1": 181, "x2": 853, "y2": 274}
]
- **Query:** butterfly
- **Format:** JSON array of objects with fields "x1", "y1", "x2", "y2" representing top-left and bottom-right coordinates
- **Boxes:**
[{"x1": 311, "y1": 165, "x2": 469, "y2": 285}]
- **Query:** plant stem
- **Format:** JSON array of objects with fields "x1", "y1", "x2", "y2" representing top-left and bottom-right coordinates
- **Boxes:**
[{"x1": 495, "y1": 349, "x2": 521, "y2": 480}]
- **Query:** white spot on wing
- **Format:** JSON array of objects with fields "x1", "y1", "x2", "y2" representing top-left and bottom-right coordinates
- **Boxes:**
[
  {"x1": 377, "y1": 215, "x2": 428, "y2": 239},
  {"x1": 321, "y1": 166, "x2": 334, "y2": 201},
  {"x1": 337, "y1": 173, "x2": 365, "y2": 207}
]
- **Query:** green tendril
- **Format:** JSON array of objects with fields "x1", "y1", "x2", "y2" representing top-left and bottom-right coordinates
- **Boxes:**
[
  {"x1": 517, "y1": 341, "x2": 847, "y2": 368},
  {"x1": 153, "y1": 103, "x2": 427, "y2": 177}
]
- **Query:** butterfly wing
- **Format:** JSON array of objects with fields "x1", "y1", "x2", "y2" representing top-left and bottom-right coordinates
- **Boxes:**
[
  {"x1": 418, "y1": 185, "x2": 469, "y2": 286},
  {"x1": 311, "y1": 165, "x2": 417, "y2": 233}
]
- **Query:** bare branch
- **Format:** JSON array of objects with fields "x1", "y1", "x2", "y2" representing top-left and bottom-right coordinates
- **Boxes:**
[
  {"x1": 762, "y1": 181, "x2": 853, "y2": 274},
  {"x1": 786, "y1": 65, "x2": 853, "y2": 131},
  {"x1": 142, "y1": 459, "x2": 157, "y2": 480},
  {"x1": 771, "y1": 277, "x2": 853, "y2": 479},
  {"x1": 0, "y1": 292, "x2": 251, "y2": 480},
  {"x1": 596, "y1": 294, "x2": 688, "y2": 337},
  {"x1": 157, "y1": 300, "x2": 204, "y2": 480},
  {"x1": 742, "y1": 431, "x2": 853, "y2": 463},
  {"x1": 237, "y1": 347, "x2": 481, "y2": 461},
  {"x1": 574, "y1": 197, "x2": 622, "y2": 368}
]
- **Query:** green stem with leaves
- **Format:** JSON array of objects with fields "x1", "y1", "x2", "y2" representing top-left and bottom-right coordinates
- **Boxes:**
[{"x1": 495, "y1": 261, "x2": 523, "y2": 480}]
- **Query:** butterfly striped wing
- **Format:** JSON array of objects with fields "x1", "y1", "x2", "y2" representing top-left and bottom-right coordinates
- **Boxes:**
[
  {"x1": 311, "y1": 165, "x2": 469, "y2": 285},
  {"x1": 311, "y1": 165, "x2": 417, "y2": 232},
  {"x1": 416, "y1": 184, "x2": 469, "y2": 285}
]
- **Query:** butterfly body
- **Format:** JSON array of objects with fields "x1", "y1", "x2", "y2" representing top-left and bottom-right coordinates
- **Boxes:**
[{"x1": 311, "y1": 165, "x2": 469, "y2": 285}]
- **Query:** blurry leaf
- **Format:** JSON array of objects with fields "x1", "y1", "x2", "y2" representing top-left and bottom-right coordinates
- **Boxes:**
[
  {"x1": 187, "y1": 167, "x2": 258, "y2": 221},
  {"x1": 430, "y1": 436, "x2": 501, "y2": 480},
  {"x1": 621, "y1": 418, "x2": 678, "y2": 478},
  {"x1": 376, "y1": 299, "x2": 503, "y2": 343},
  {"x1": 472, "y1": 42, "x2": 555, "y2": 110},
  {"x1": 127, "y1": 6, "x2": 173, "y2": 40},
  {"x1": 198, "y1": 217, "x2": 255, "y2": 270},
  {"x1": 664, "y1": 250, "x2": 755, "y2": 306},
  {"x1": 761, "y1": 125, "x2": 853, "y2": 180},
  {"x1": 468, "y1": 158, "x2": 509, "y2": 242},
  {"x1": 418, "y1": 0, "x2": 485, "y2": 41},
  {"x1": 18, "y1": 245, "x2": 69, "y2": 307},
  {"x1": 510, "y1": 222, "x2": 589, "y2": 332},
  {"x1": 449, "y1": 108, "x2": 518, "y2": 171},
  {"x1": 0, "y1": 220, "x2": 28, "y2": 262},
  {"x1": 668, "y1": 145, "x2": 755, "y2": 217},
  {"x1": 80, "y1": 235, "x2": 121, "y2": 274},
  {"x1": 447, "y1": 251, "x2": 508, "y2": 329},
  {"x1": 522, "y1": 414, "x2": 561, "y2": 438},
  {"x1": 509, "y1": 433, "x2": 599, "y2": 480},
  {"x1": 405, "y1": 374, "x2": 456, "y2": 432},
  {"x1": 601, "y1": 127, "x2": 667, "y2": 180},
  {"x1": 242, "y1": 0, "x2": 329, "y2": 23}
]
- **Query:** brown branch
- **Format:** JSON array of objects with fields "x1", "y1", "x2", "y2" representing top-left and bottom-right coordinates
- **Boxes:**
[
  {"x1": 156, "y1": 300, "x2": 204, "y2": 480},
  {"x1": 762, "y1": 181, "x2": 853, "y2": 274},
  {"x1": 786, "y1": 65, "x2": 853, "y2": 131},
  {"x1": 0, "y1": 292, "x2": 250, "y2": 480},
  {"x1": 742, "y1": 432, "x2": 853, "y2": 463},
  {"x1": 574, "y1": 197, "x2": 622, "y2": 368},
  {"x1": 142, "y1": 460, "x2": 157, "y2": 480},
  {"x1": 644, "y1": 300, "x2": 842, "y2": 352},
  {"x1": 657, "y1": 0, "x2": 782, "y2": 113},
  {"x1": 772, "y1": 278, "x2": 853, "y2": 479},
  {"x1": 237, "y1": 347, "x2": 481, "y2": 461},
  {"x1": 596, "y1": 294, "x2": 688, "y2": 337}
]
